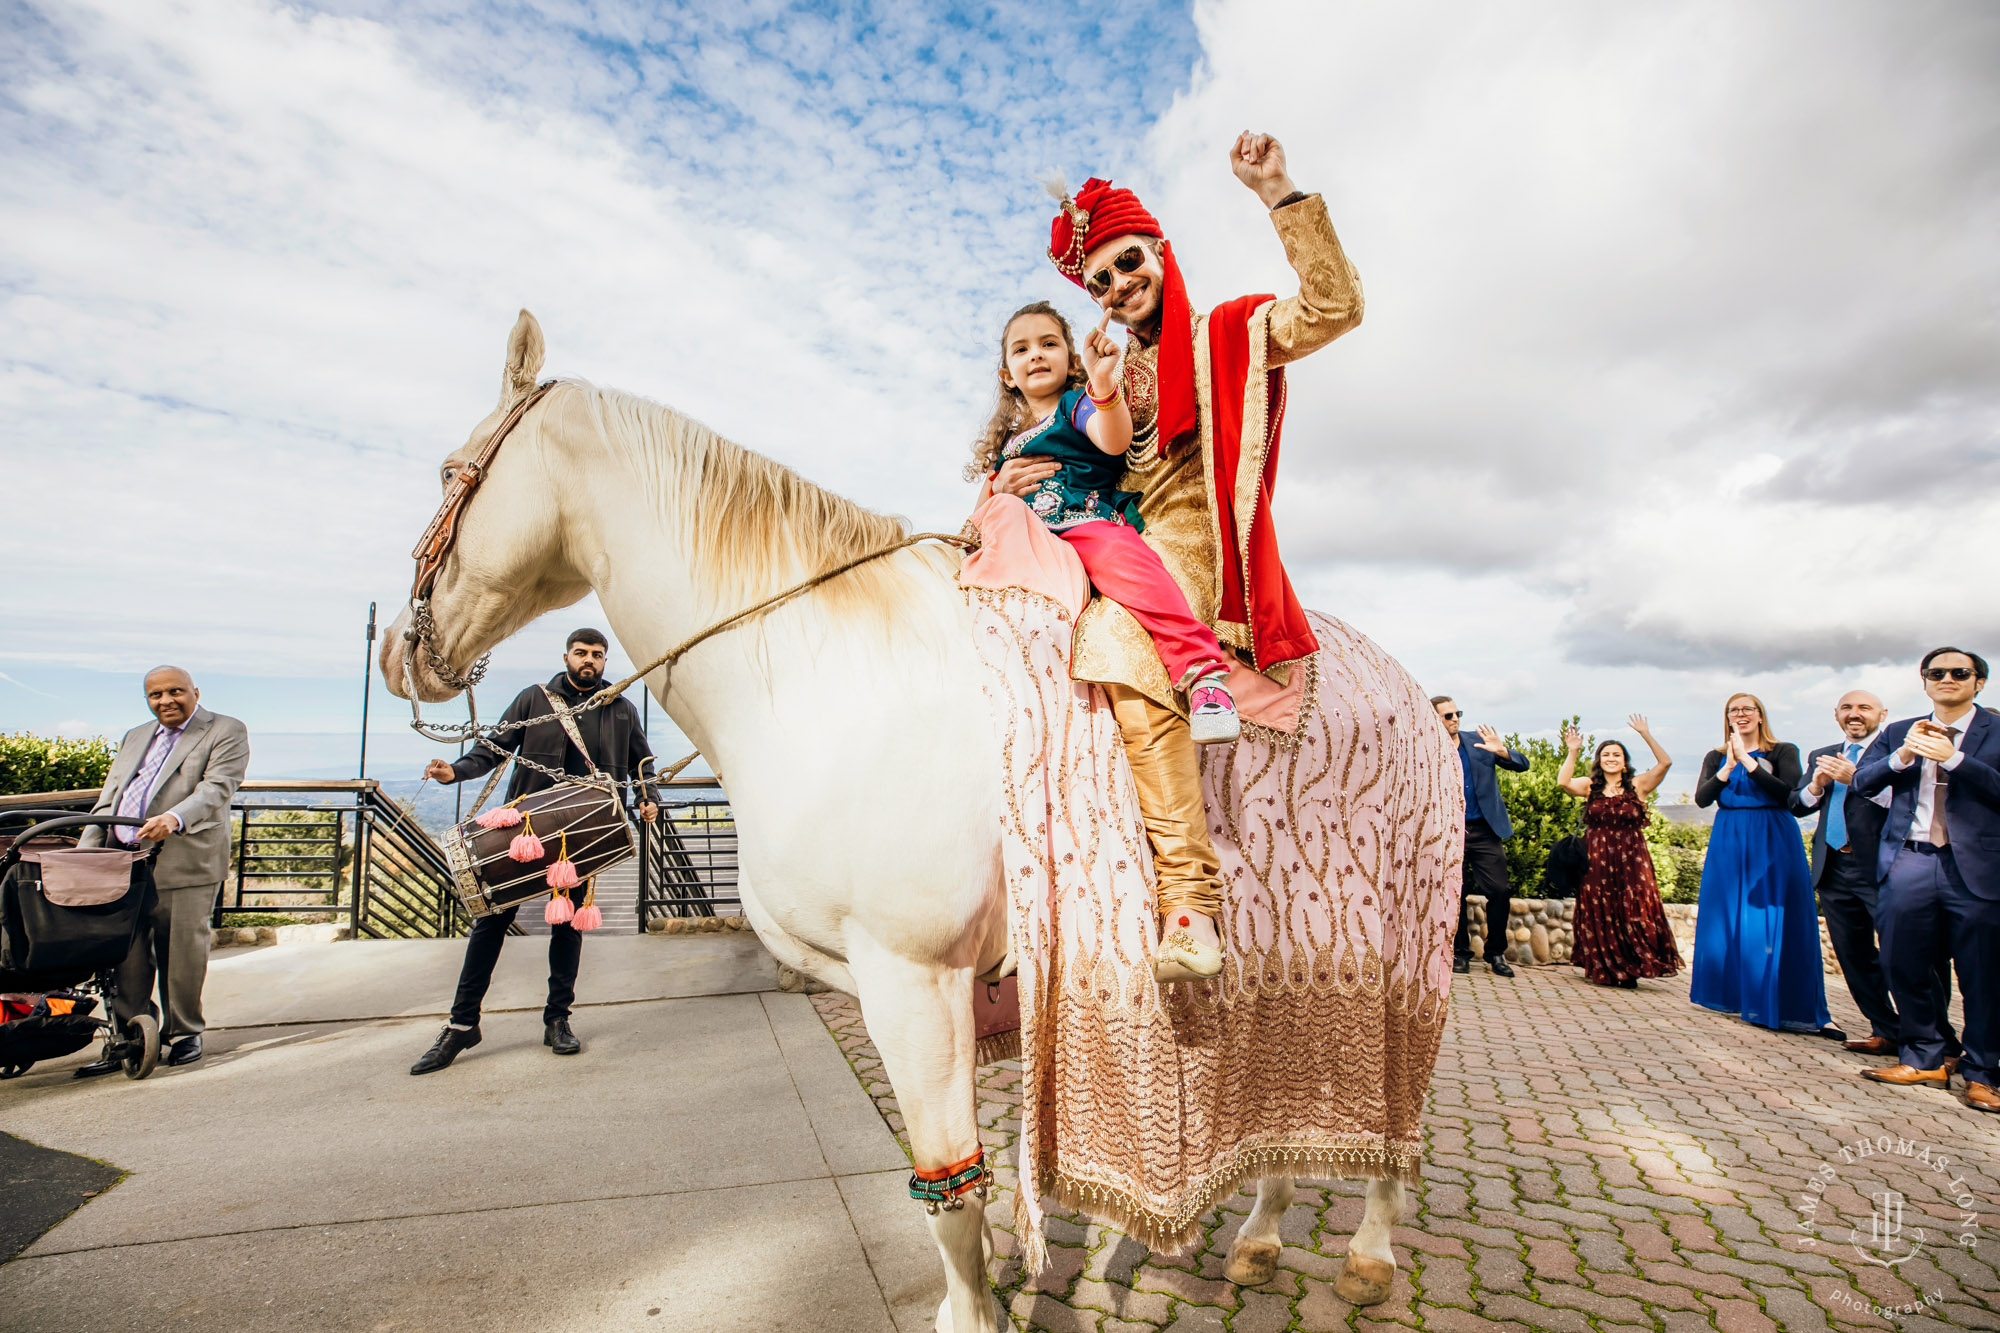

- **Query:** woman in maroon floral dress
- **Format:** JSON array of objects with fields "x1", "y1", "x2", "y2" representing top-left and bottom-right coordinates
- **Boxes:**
[{"x1": 1558, "y1": 717, "x2": 1683, "y2": 988}]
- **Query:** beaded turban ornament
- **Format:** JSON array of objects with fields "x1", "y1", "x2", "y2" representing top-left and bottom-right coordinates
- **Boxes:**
[{"x1": 1046, "y1": 176, "x2": 1199, "y2": 456}]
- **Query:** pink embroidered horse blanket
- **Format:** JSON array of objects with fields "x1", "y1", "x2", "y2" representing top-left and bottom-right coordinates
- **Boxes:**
[{"x1": 961, "y1": 496, "x2": 1461, "y2": 1262}]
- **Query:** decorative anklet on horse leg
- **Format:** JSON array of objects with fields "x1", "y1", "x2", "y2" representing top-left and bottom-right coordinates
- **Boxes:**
[{"x1": 908, "y1": 1148, "x2": 993, "y2": 1215}]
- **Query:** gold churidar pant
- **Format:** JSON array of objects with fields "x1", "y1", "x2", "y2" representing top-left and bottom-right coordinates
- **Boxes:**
[{"x1": 1104, "y1": 683, "x2": 1224, "y2": 920}]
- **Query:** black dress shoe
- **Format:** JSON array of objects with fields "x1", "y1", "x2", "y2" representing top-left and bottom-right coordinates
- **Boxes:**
[
  {"x1": 1618, "y1": 978, "x2": 1639, "y2": 989},
  {"x1": 1488, "y1": 957, "x2": 1517, "y2": 978},
  {"x1": 1452, "y1": 958, "x2": 1471, "y2": 974},
  {"x1": 166, "y1": 1035, "x2": 203, "y2": 1067},
  {"x1": 545, "y1": 1018, "x2": 581, "y2": 1055},
  {"x1": 410, "y1": 1024, "x2": 481, "y2": 1075},
  {"x1": 73, "y1": 1053, "x2": 123, "y2": 1079}
]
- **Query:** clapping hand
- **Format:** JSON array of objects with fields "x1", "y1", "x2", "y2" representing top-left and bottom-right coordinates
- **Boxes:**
[
  {"x1": 1474, "y1": 724, "x2": 1512, "y2": 757},
  {"x1": 1812, "y1": 752, "x2": 1856, "y2": 793},
  {"x1": 1561, "y1": 724, "x2": 1583, "y2": 753},
  {"x1": 1906, "y1": 723, "x2": 1957, "y2": 764},
  {"x1": 1080, "y1": 310, "x2": 1123, "y2": 400}
]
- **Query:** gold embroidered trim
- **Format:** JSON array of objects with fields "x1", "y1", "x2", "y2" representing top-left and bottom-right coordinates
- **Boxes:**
[
  {"x1": 1237, "y1": 649, "x2": 1321, "y2": 752},
  {"x1": 1046, "y1": 1135, "x2": 1425, "y2": 1255},
  {"x1": 1233, "y1": 302, "x2": 1278, "y2": 664}
]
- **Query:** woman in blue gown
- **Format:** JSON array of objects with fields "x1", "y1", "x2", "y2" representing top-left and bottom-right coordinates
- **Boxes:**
[{"x1": 1690, "y1": 693, "x2": 1831, "y2": 1032}]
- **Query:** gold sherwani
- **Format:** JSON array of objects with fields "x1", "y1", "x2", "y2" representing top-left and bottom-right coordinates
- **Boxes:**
[{"x1": 1081, "y1": 194, "x2": 1362, "y2": 919}]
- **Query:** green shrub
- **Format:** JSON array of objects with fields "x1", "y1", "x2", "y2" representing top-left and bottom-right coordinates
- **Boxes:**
[
  {"x1": 1495, "y1": 719, "x2": 1592, "y2": 894},
  {"x1": 1647, "y1": 816, "x2": 1710, "y2": 904},
  {"x1": 0, "y1": 732, "x2": 114, "y2": 796}
]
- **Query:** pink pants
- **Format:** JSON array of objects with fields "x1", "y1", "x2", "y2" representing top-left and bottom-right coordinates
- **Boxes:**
[{"x1": 1060, "y1": 520, "x2": 1227, "y2": 688}]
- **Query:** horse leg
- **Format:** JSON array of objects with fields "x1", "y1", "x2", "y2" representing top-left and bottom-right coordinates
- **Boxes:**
[
  {"x1": 1334, "y1": 1177, "x2": 1406, "y2": 1305},
  {"x1": 847, "y1": 941, "x2": 998, "y2": 1333},
  {"x1": 1223, "y1": 1175, "x2": 1292, "y2": 1285}
]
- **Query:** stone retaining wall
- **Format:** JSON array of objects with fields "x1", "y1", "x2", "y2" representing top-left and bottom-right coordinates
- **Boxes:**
[{"x1": 1465, "y1": 896, "x2": 1843, "y2": 976}]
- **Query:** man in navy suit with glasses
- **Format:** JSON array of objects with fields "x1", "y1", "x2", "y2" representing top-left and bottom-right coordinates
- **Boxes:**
[
  {"x1": 1853, "y1": 647, "x2": 2000, "y2": 1112},
  {"x1": 1433, "y1": 695, "x2": 1529, "y2": 977}
]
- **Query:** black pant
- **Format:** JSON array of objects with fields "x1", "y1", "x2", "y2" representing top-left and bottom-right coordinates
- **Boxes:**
[
  {"x1": 1819, "y1": 851, "x2": 1907, "y2": 1041},
  {"x1": 1453, "y1": 820, "x2": 1512, "y2": 962},
  {"x1": 449, "y1": 904, "x2": 581, "y2": 1027}
]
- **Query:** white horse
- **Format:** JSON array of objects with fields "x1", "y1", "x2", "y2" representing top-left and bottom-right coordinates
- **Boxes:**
[{"x1": 382, "y1": 311, "x2": 1413, "y2": 1332}]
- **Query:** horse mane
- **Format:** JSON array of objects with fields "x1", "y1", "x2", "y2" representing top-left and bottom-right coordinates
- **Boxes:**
[{"x1": 565, "y1": 380, "x2": 948, "y2": 617}]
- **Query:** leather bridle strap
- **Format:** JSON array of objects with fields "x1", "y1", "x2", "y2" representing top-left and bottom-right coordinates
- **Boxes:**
[{"x1": 410, "y1": 379, "x2": 560, "y2": 600}]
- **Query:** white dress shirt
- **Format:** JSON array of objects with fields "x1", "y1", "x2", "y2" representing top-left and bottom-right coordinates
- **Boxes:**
[
  {"x1": 1794, "y1": 735, "x2": 1892, "y2": 812},
  {"x1": 1887, "y1": 710, "x2": 1971, "y2": 842}
]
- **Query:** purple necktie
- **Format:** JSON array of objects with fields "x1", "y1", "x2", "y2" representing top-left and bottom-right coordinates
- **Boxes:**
[{"x1": 116, "y1": 724, "x2": 184, "y2": 844}]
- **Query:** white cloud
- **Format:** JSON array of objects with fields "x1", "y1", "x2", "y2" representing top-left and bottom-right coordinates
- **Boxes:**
[
  {"x1": 3, "y1": 0, "x2": 1992, "y2": 778},
  {"x1": 1088, "y1": 0, "x2": 1997, "y2": 771}
]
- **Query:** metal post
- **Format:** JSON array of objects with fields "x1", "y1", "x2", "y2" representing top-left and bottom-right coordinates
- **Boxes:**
[{"x1": 359, "y1": 602, "x2": 377, "y2": 780}]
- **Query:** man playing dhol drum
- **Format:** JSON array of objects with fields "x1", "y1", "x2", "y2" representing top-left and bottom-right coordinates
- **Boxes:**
[
  {"x1": 993, "y1": 132, "x2": 1364, "y2": 977},
  {"x1": 410, "y1": 628, "x2": 659, "y2": 1074}
]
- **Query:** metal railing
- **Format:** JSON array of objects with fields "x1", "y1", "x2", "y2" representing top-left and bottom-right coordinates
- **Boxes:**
[
  {"x1": 0, "y1": 781, "x2": 469, "y2": 939},
  {"x1": 638, "y1": 778, "x2": 740, "y2": 924}
]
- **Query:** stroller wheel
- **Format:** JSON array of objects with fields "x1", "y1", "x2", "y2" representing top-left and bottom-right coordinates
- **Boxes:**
[
  {"x1": 0, "y1": 1062, "x2": 30, "y2": 1079},
  {"x1": 122, "y1": 1013, "x2": 160, "y2": 1080}
]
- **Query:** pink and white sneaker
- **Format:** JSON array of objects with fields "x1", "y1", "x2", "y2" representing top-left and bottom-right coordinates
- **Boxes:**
[{"x1": 1188, "y1": 673, "x2": 1240, "y2": 746}]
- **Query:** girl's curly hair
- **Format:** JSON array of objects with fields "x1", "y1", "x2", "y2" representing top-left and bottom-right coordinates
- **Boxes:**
[{"x1": 967, "y1": 301, "x2": 1087, "y2": 481}]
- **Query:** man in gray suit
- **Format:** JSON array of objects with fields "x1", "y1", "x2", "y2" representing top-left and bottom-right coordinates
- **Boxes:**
[{"x1": 74, "y1": 666, "x2": 248, "y2": 1075}]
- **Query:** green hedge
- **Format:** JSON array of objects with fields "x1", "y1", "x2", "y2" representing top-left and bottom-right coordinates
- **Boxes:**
[
  {"x1": 1494, "y1": 720, "x2": 1711, "y2": 903},
  {"x1": 0, "y1": 732, "x2": 114, "y2": 796}
]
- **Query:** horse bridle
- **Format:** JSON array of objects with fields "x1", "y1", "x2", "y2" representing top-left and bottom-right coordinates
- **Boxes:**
[
  {"x1": 401, "y1": 379, "x2": 559, "y2": 739},
  {"x1": 397, "y1": 373, "x2": 975, "y2": 747}
]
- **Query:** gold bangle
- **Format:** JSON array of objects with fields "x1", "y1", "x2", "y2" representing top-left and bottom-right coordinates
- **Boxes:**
[{"x1": 1088, "y1": 386, "x2": 1120, "y2": 409}]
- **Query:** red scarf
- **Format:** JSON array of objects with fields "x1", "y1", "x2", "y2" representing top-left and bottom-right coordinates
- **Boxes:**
[{"x1": 1205, "y1": 295, "x2": 1317, "y2": 668}]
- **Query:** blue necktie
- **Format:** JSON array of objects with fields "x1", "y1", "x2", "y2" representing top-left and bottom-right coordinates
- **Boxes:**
[{"x1": 1824, "y1": 741, "x2": 1861, "y2": 851}]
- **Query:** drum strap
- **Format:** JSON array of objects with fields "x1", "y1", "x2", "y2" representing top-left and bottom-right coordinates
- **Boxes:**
[{"x1": 538, "y1": 686, "x2": 612, "y2": 787}]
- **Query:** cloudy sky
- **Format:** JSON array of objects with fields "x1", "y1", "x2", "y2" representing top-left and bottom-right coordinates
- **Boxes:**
[{"x1": 3, "y1": 0, "x2": 1995, "y2": 789}]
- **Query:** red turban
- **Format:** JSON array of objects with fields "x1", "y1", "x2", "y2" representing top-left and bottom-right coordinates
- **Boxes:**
[{"x1": 1047, "y1": 178, "x2": 1198, "y2": 455}]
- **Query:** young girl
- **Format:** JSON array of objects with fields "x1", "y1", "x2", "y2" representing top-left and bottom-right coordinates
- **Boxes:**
[{"x1": 971, "y1": 301, "x2": 1239, "y2": 746}]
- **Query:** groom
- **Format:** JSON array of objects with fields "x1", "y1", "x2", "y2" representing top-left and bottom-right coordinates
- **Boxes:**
[{"x1": 995, "y1": 132, "x2": 1364, "y2": 973}]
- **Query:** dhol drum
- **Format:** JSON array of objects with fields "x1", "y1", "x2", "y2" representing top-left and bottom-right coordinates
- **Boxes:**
[{"x1": 442, "y1": 779, "x2": 634, "y2": 919}]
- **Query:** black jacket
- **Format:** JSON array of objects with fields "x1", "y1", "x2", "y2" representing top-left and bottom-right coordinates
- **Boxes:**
[
  {"x1": 1694, "y1": 742, "x2": 1800, "y2": 809},
  {"x1": 448, "y1": 674, "x2": 658, "y2": 807},
  {"x1": 1787, "y1": 739, "x2": 1891, "y2": 892}
]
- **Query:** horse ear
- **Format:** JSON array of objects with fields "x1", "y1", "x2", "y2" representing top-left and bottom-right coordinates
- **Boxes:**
[{"x1": 500, "y1": 309, "x2": 546, "y2": 408}]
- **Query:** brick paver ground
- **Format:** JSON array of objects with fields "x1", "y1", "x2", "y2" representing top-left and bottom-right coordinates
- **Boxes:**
[{"x1": 812, "y1": 964, "x2": 2000, "y2": 1332}]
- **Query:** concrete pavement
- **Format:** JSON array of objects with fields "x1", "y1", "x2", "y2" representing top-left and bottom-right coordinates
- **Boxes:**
[{"x1": 0, "y1": 935, "x2": 938, "y2": 1332}]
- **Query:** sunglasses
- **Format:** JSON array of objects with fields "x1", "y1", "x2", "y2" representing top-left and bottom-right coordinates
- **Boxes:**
[
  {"x1": 1439, "y1": 710, "x2": 1462, "y2": 721},
  {"x1": 1924, "y1": 666, "x2": 1977, "y2": 681},
  {"x1": 1084, "y1": 245, "x2": 1148, "y2": 299}
]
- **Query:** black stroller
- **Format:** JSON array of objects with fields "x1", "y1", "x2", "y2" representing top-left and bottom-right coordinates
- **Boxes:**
[{"x1": 0, "y1": 812, "x2": 164, "y2": 1081}]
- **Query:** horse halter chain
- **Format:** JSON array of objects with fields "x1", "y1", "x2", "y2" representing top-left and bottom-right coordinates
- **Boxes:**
[
  {"x1": 399, "y1": 375, "x2": 975, "y2": 779},
  {"x1": 907, "y1": 1149, "x2": 993, "y2": 1214}
]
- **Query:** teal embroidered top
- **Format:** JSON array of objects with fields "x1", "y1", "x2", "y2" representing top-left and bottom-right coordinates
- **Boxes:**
[{"x1": 1000, "y1": 387, "x2": 1145, "y2": 533}]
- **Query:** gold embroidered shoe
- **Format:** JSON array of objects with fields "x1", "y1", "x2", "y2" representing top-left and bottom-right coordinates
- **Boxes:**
[{"x1": 1154, "y1": 912, "x2": 1225, "y2": 982}]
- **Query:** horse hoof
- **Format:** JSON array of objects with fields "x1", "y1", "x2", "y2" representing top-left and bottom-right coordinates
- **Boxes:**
[
  {"x1": 1223, "y1": 1237, "x2": 1281, "y2": 1286},
  {"x1": 1333, "y1": 1253, "x2": 1395, "y2": 1305}
]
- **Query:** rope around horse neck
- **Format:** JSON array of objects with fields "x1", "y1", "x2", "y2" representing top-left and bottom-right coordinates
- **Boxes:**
[{"x1": 412, "y1": 530, "x2": 977, "y2": 772}]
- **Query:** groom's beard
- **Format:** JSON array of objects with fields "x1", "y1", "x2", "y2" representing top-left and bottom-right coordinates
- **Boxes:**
[{"x1": 566, "y1": 667, "x2": 600, "y2": 691}]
